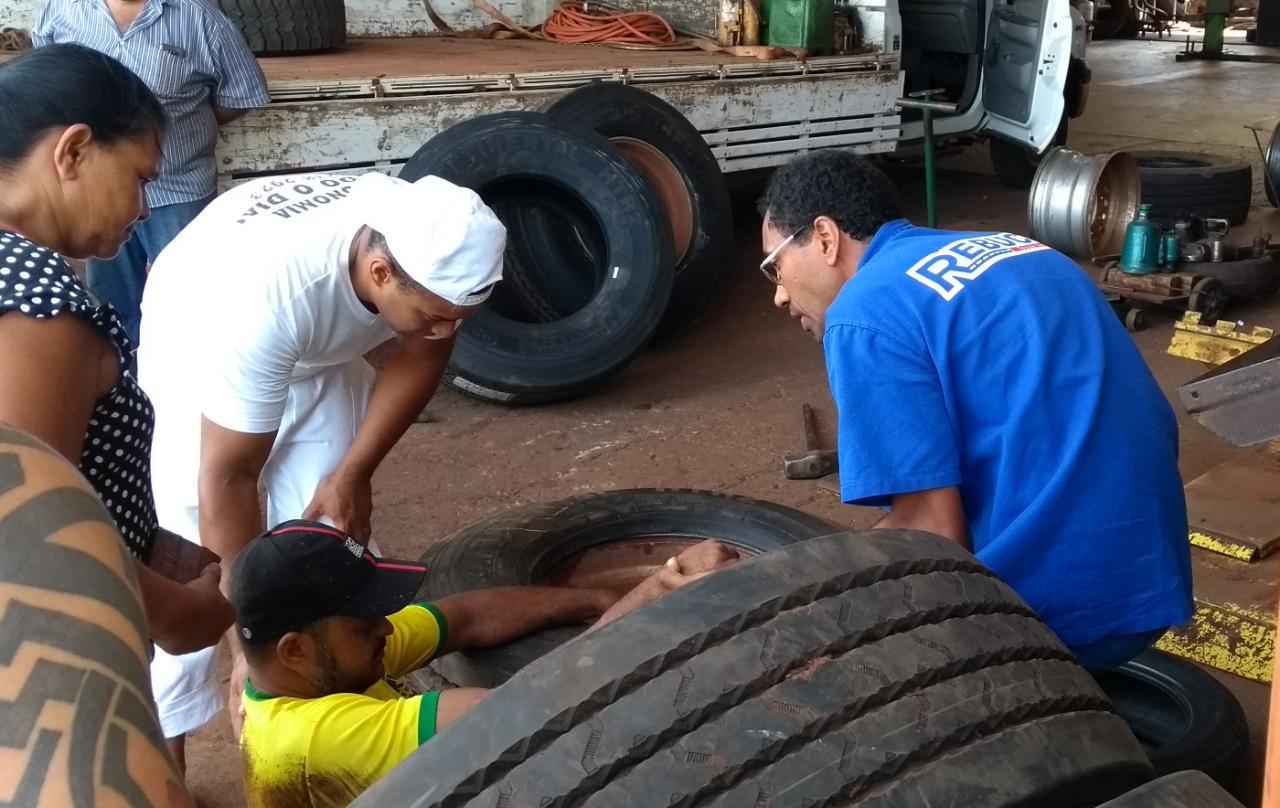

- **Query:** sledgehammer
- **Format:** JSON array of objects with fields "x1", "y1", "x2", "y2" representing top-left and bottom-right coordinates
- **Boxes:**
[{"x1": 782, "y1": 404, "x2": 838, "y2": 480}]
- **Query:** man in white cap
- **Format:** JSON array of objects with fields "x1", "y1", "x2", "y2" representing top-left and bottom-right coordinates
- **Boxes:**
[{"x1": 135, "y1": 171, "x2": 505, "y2": 767}]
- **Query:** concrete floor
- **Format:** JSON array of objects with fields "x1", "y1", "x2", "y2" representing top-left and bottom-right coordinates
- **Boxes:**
[{"x1": 183, "y1": 34, "x2": 1279, "y2": 808}]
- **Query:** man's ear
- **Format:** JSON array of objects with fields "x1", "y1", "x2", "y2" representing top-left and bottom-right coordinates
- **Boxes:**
[
  {"x1": 813, "y1": 215, "x2": 843, "y2": 268},
  {"x1": 366, "y1": 253, "x2": 398, "y2": 289},
  {"x1": 51, "y1": 124, "x2": 94, "y2": 182},
  {"x1": 275, "y1": 630, "x2": 314, "y2": 675}
]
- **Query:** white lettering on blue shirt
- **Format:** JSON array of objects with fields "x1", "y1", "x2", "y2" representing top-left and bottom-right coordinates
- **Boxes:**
[{"x1": 905, "y1": 233, "x2": 1049, "y2": 301}]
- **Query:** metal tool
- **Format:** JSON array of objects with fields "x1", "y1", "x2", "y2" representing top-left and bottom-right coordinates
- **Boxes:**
[
  {"x1": 782, "y1": 403, "x2": 838, "y2": 479},
  {"x1": 894, "y1": 89, "x2": 959, "y2": 229}
]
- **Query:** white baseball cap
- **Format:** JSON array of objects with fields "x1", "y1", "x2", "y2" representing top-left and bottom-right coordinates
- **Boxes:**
[{"x1": 355, "y1": 172, "x2": 506, "y2": 306}]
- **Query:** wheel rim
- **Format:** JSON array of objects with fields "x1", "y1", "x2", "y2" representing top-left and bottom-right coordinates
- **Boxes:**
[
  {"x1": 611, "y1": 137, "x2": 695, "y2": 262},
  {"x1": 536, "y1": 535, "x2": 759, "y2": 594},
  {"x1": 1029, "y1": 148, "x2": 1141, "y2": 259}
]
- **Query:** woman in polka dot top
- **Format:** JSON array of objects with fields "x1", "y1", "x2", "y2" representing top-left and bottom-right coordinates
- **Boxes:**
[{"x1": 0, "y1": 45, "x2": 233, "y2": 655}]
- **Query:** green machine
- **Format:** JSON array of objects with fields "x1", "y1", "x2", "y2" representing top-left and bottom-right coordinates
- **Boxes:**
[{"x1": 762, "y1": 0, "x2": 835, "y2": 51}]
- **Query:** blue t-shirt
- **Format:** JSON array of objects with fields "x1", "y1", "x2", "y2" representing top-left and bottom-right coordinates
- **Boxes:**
[{"x1": 824, "y1": 220, "x2": 1192, "y2": 647}]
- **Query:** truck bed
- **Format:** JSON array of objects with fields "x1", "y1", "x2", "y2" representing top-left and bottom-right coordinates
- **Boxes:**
[
  {"x1": 257, "y1": 36, "x2": 762, "y2": 83},
  {"x1": 253, "y1": 36, "x2": 889, "y2": 101}
]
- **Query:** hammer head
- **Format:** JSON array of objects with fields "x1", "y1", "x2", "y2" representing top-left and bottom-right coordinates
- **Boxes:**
[{"x1": 782, "y1": 449, "x2": 839, "y2": 480}]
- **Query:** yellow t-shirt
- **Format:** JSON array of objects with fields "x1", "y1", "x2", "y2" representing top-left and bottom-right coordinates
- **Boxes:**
[{"x1": 240, "y1": 603, "x2": 448, "y2": 808}]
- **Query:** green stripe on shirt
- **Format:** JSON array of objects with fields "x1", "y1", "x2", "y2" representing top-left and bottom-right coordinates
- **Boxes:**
[
  {"x1": 417, "y1": 691, "x2": 441, "y2": 744},
  {"x1": 415, "y1": 602, "x2": 449, "y2": 656}
]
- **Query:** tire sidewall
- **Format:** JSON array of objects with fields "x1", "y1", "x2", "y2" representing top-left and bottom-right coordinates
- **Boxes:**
[{"x1": 400, "y1": 113, "x2": 675, "y2": 403}]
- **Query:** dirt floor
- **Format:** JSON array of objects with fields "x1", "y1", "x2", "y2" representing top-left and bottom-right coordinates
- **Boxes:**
[{"x1": 183, "y1": 35, "x2": 1278, "y2": 808}]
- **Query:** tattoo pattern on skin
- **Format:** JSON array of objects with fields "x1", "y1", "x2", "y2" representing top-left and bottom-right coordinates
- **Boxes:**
[{"x1": 0, "y1": 425, "x2": 188, "y2": 808}]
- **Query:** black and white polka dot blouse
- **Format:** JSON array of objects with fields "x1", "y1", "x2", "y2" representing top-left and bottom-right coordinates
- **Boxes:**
[{"x1": 0, "y1": 230, "x2": 158, "y2": 561}]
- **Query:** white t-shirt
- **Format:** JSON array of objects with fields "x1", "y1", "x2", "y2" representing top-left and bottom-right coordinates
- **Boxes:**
[{"x1": 138, "y1": 173, "x2": 396, "y2": 435}]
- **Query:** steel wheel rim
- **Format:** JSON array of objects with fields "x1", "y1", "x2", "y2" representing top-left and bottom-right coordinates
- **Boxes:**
[
  {"x1": 611, "y1": 136, "x2": 695, "y2": 262},
  {"x1": 1029, "y1": 148, "x2": 1140, "y2": 259}
]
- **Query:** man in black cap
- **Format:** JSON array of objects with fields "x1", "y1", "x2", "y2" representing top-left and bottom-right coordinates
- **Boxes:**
[{"x1": 230, "y1": 520, "x2": 737, "y2": 808}]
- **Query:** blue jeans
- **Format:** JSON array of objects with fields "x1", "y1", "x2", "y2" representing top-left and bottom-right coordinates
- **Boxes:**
[
  {"x1": 1070, "y1": 629, "x2": 1163, "y2": 671},
  {"x1": 87, "y1": 194, "x2": 213, "y2": 345}
]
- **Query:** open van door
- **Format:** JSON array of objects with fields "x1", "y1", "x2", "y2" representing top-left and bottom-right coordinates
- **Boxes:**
[{"x1": 980, "y1": 0, "x2": 1073, "y2": 151}]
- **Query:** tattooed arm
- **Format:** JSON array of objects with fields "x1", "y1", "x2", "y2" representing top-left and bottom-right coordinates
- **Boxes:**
[{"x1": 0, "y1": 424, "x2": 190, "y2": 808}]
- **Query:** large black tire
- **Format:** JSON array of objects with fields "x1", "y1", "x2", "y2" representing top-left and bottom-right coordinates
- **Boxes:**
[
  {"x1": 506, "y1": 84, "x2": 734, "y2": 337},
  {"x1": 399, "y1": 113, "x2": 674, "y2": 405},
  {"x1": 214, "y1": 0, "x2": 345, "y2": 56},
  {"x1": 1094, "y1": 0, "x2": 1134, "y2": 38},
  {"x1": 1096, "y1": 771, "x2": 1246, "y2": 807},
  {"x1": 1135, "y1": 152, "x2": 1253, "y2": 226},
  {"x1": 418, "y1": 489, "x2": 840, "y2": 687},
  {"x1": 990, "y1": 116, "x2": 1068, "y2": 189},
  {"x1": 1093, "y1": 650, "x2": 1249, "y2": 791},
  {"x1": 359, "y1": 531, "x2": 1155, "y2": 808}
]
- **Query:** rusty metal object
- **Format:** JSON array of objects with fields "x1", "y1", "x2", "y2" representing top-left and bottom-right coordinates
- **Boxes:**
[
  {"x1": 783, "y1": 403, "x2": 838, "y2": 480},
  {"x1": 1099, "y1": 264, "x2": 1227, "y2": 323},
  {"x1": 611, "y1": 136, "x2": 694, "y2": 261},
  {"x1": 1167, "y1": 311, "x2": 1273, "y2": 367},
  {"x1": 536, "y1": 536, "x2": 758, "y2": 594},
  {"x1": 1029, "y1": 148, "x2": 1141, "y2": 259},
  {"x1": 1184, "y1": 443, "x2": 1280, "y2": 561},
  {"x1": 1179, "y1": 334, "x2": 1280, "y2": 447}
]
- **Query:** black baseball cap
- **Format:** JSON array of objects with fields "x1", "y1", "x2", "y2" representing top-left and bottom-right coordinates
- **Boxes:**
[{"x1": 229, "y1": 519, "x2": 427, "y2": 643}]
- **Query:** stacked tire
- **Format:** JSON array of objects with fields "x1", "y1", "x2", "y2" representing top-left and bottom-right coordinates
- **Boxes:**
[
  {"x1": 399, "y1": 85, "x2": 732, "y2": 405},
  {"x1": 357, "y1": 528, "x2": 1158, "y2": 808}
]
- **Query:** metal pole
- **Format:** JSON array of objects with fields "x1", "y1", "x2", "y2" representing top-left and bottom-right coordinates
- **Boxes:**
[
  {"x1": 922, "y1": 107, "x2": 937, "y2": 228},
  {"x1": 895, "y1": 90, "x2": 958, "y2": 230}
]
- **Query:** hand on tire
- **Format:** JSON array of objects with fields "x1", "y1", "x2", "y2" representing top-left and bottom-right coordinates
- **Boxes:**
[
  {"x1": 590, "y1": 541, "x2": 740, "y2": 630},
  {"x1": 657, "y1": 541, "x2": 740, "y2": 587}
]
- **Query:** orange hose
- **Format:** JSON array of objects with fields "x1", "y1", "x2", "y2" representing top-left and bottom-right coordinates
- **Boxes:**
[{"x1": 542, "y1": 3, "x2": 677, "y2": 46}]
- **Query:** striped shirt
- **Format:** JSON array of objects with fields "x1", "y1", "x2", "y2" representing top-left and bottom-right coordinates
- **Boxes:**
[{"x1": 33, "y1": 0, "x2": 269, "y2": 206}]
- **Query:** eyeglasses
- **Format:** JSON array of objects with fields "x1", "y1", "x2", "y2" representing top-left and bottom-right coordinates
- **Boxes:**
[{"x1": 759, "y1": 224, "x2": 810, "y2": 284}]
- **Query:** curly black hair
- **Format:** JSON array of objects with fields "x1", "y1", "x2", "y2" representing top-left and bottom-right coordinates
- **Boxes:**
[{"x1": 758, "y1": 151, "x2": 902, "y2": 244}]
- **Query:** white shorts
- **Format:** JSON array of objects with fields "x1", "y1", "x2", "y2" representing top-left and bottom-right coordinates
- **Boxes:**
[{"x1": 148, "y1": 360, "x2": 375, "y2": 738}]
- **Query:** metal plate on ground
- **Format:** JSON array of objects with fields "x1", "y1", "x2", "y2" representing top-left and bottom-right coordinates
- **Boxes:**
[
  {"x1": 1179, "y1": 335, "x2": 1280, "y2": 446},
  {"x1": 1183, "y1": 444, "x2": 1280, "y2": 561},
  {"x1": 1156, "y1": 548, "x2": 1277, "y2": 684}
]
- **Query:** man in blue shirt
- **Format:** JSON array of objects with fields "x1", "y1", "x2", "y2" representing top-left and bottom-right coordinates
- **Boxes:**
[
  {"x1": 34, "y1": 0, "x2": 269, "y2": 344},
  {"x1": 759, "y1": 150, "x2": 1192, "y2": 669}
]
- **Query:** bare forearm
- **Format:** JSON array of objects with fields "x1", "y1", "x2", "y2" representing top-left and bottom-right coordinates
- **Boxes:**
[
  {"x1": 436, "y1": 586, "x2": 616, "y2": 652},
  {"x1": 0, "y1": 425, "x2": 189, "y2": 806},
  {"x1": 198, "y1": 476, "x2": 263, "y2": 581},
  {"x1": 874, "y1": 487, "x2": 970, "y2": 549},
  {"x1": 588, "y1": 577, "x2": 667, "y2": 631},
  {"x1": 340, "y1": 340, "x2": 449, "y2": 479}
]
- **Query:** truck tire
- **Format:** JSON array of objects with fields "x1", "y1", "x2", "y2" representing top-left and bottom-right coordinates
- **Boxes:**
[
  {"x1": 506, "y1": 84, "x2": 733, "y2": 337},
  {"x1": 357, "y1": 531, "x2": 1155, "y2": 808},
  {"x1": 399, "y1": 113, "x2": 674, "y2": 405},
  {"x1": 1093, "y1": 650, "x2": 1248, "y2": 791},
  {"x1": 1135, "y1": 152, "x2": 1253, "y2": 225},
  {"x1": 418, "y1": 488, "x2": 840, "y2": 687},
  {"x1": 214, "y1": 0, "x2": 345, "y2": 56},
  {"x1": 1096, "y1": 771, "x2": 1246, "y2": 807},
  {"x1": 1094, "y1": 0, "x2": 1134, "y2": 38},
  {"x1": 990, "y1": 117, "x2": 1068, "y2": 189}
]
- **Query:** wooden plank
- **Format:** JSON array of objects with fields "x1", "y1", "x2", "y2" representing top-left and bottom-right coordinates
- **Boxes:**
[{"x1": 1184, "y1": 443, "x2": 1280, "y2": 561}]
